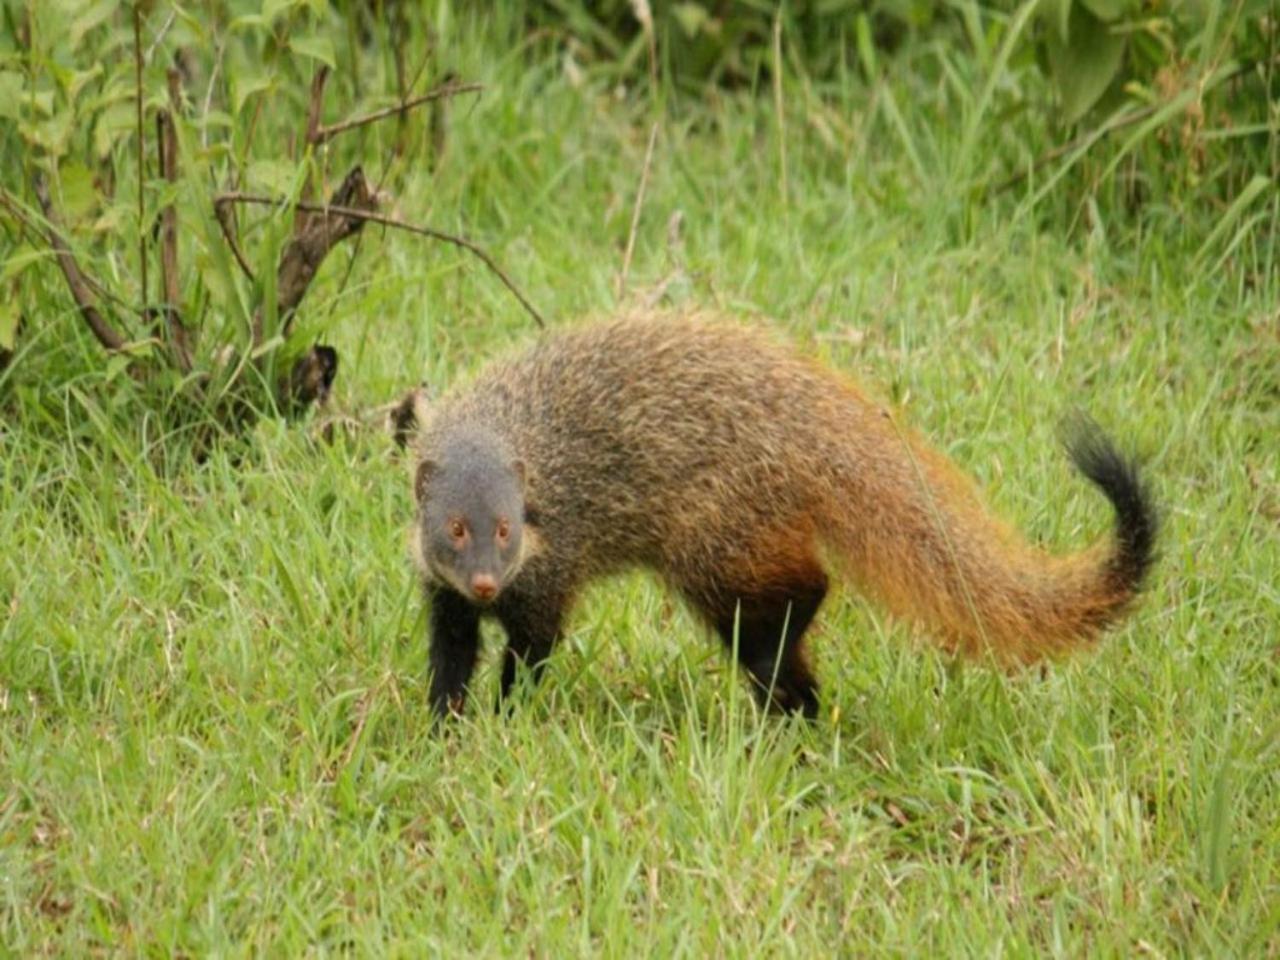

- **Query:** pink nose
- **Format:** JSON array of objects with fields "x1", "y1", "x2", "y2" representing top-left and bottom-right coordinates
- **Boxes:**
[{"x1": 470, "y1": 574, "x2": 498, "y2": 601}]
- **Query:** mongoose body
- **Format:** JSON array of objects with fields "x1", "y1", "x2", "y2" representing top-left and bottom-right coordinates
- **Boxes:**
[{"x1": 411, "y1": 311, "x2": 1156, "y2": 719}]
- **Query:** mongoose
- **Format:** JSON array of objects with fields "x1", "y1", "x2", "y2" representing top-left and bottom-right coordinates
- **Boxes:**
[{"x1": 410, "y1": 310, "x2": 1157, "y2": 719}]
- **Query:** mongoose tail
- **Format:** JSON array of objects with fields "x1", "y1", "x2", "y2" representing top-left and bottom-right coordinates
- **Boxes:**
[{"x1": 822, "y1": 409, "x2": 1157, "y2": 663}]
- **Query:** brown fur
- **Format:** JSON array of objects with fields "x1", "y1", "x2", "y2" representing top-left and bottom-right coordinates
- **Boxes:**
[{"x1": 415, "y1": 309, "x2": 1154, "y2": 674}]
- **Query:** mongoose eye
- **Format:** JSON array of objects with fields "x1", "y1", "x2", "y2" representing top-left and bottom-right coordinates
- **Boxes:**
[
  {"x1": 448, "y1": 519, "x2": 467, "y2": 543},
  {"x1": 496, "y1": 518, "x2": 511, "y2": 545}
]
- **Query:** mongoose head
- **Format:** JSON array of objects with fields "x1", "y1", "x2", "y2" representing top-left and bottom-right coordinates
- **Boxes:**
[{"x1": 415, "y1": 429, "x2": 527, "y2": 605}]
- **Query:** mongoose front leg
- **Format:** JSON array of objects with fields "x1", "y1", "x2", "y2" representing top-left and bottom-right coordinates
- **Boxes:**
[
  {"x1": 427, "y1": 586, "x2": 483, "y2": 719},
  {"x1": 494, "y1": 587, "x2": 567, "y2": 708}
]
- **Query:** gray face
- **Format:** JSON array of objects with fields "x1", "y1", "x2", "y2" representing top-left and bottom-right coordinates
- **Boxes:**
[{"x1": 416, "y1": 437, "x2": 525, "y2": 605}]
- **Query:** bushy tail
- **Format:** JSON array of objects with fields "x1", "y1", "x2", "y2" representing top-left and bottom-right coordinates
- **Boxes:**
[
  {"x1": 1061, "y1": 414, "x2": 1158, "y2": 602},
  {"x1": 827, "y1": 412, "x2": 1157, "y2": 663}
]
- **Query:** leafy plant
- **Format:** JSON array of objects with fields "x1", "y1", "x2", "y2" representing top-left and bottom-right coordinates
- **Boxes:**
[{"x1": 0, "y1": 1, "x2": 515, "y2": 452}]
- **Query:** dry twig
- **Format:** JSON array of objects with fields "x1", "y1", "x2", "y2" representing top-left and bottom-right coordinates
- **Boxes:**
[
  {"x1": 319, "y1": 52, "x2": 447, "y2": 321},
  {"x1": 133, "y1": 6, "x2": 149, "y2": 309},
  {"x1": 305, "y1": 65, "x2": 330, "y2": 148},
  {"x1": 222, "y1": 167, "x2": 381, "y2": 345},
  {"x1": 158, "y1": 68, "x2": 194, "y2": 370},
  {"x1": 214, "y1": 199, "x2": 256, "y2": 282},
  {"x1": 297, "y1": 66, "x2": 332, "y2": 235},
  {"x1": 312, "y1": 82, "x2": 483, "y2": 144},
  {"x1": 216, "y1": 190, "x2": 547, "y2": 329},
  {"x1": 26, "y1": 178, "x2": 129, "y2": 352}
]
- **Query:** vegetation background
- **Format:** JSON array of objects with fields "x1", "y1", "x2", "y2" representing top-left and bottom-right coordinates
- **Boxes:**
[{"x1": 2, "y1": 0, "x2": 1277, "y2": 953}]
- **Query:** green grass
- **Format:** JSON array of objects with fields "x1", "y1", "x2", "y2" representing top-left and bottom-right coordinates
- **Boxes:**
[{"x1": 3, "y1": 6, "x2": 1279, "y2": 955}]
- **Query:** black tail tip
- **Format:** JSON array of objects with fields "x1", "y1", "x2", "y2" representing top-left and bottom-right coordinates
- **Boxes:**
[{"x1": 1062, "y1": 412, "x2": 1158, "y2": 592}]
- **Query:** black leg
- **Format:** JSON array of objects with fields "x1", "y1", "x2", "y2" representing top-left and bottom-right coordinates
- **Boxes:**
[
  {"x1": 704, "y1": 576, "x2": 828, "y2": 719},
  {"x1": 427, "y1": 586, "x2": 483, "y2": 719},
  {"x1": 494, "y1": 588, "x2": 567, "y2": 708}
]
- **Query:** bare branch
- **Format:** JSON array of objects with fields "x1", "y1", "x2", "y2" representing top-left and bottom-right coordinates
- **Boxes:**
[
  {"x1": 224, "y1": 167, "x2": 378, "y2": 346},
  {"x1": 319, "y1": 59, "x2": 452, "y2": 326},
  {"x1": 215, "y1": 190, "x2": 547, "y2": 329},
  {"x1": 276, "y1": 168, "x2": 379, "y2": 336},
  {"x1": 1, "y1": 187, "x2": 135, "y2": 315},
  {"x1": 304, "y1": 66, "x2": 330, "y2": 147},
  {"x1": 312, "y1": 82, "x2": 483, "y2": 144},
  {"x1": 158, "y1": 68, "x2": 194, "y2": 370},
  {"x1": 28, "y1": 177, "x2": 130, "y2": 352},
  {"x1": 133, "y1": 6, "x2": 148, "y2": 309},
  {"x1": 213, "y1": 198, "x2": 256, "y2": 282},
  {"x1": 297, "y1": 66, "x2": 331, "y2": 232}
]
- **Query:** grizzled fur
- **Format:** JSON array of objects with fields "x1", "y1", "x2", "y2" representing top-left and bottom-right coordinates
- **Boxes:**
[{"x1": 411, "y1": 310, "x2": 1157, "y2": 719}]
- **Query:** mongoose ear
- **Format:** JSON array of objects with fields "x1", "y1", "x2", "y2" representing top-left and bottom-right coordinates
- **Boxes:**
[
  {"x1": 389, "y1": 386, "x2": 431, "y2": 451},
  {"x1": 414, "y1": 459, "x2": 437, "y2": 504},
  {"x1": 511, "y1": 459, "x2": 527, "y2": 490}
]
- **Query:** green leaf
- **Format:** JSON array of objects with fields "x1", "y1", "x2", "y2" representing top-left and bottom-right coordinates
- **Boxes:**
[
  {"x1": 250, "y1": 334, "x2": 285, "y2": 361},
  {"x1": 195, "y1": 110, "x2": 236, "y2": 132},
  {"x1": 1194, "y1": 174, "x2": 1272, "y2": 266},
  {"x1": 0, "y1": 71, "x2": 23, "y2": 120},
  {"x1": 69, "y1": 0, "x2": 116, "y2": 50},
  {"x1": 7, "y1": 82, "x2": 56, "y2": 118},
  {"x1": 672, "y1": 3, "x2": 709, "y2": 38},
  {"x1": 855, "y1": 13, "x2": 877, "y2": 79},
  {"x1": 62, "y1": 62, "x2": 104, "y2": 104},
  {"x1": 93, "y1": 101, "x2": 135, "y2": 159},
  {"x1": 1039, "y1": 0, "x2": 1072, "y2": 41},
  {"x1": 232, "y1": 73, "x2": 275, "y2": 114},
  {"x1": 21, "y1": 113, "x2": 75, "y2": 156},
  {"x1": 269, "y1": 538, "x2": 311, "y2": 626},
  {"x1": 1080, "y1": 0, "x2": 1134, "y2": 20},
  {"x1": 91, "y1": 202, "x2": 128, "y2": 235},
  {"x1": 104, "y1": 351, "x2": 133, "y2": 383},
  {"x1": 59, "y1": 161, "x2": 99, "y2": 222},
  {"x1": 290, "y1": 33, "x2": 336, "y2": 69},
  {"x1": 0, "y1": 298, "x2": 19, "y2": 352},
  {"x1": 246, "y1": 159, "x2": 300, "y2": 194},
  {"x1": 263, "y1": 0, "x2": 300, "y2": 23},
  {"x1": 171, "y1": 6, "x2": 212, "y2": 45},
  {"x1": 196, "y1": 251, "x2": 236, "y2": 311},
  {"x1": 229, "y1": 14, "x2": 270, "y2": 31},
  {"x1": 2, "y1": 245, "x2": 47, "y2": 282},
  {"x1": 29, "y1": 89, "x2": 57, "y2": 116},
  {"x1": 1046, "y1": 5, "x2": 1127, "y2": 124}
]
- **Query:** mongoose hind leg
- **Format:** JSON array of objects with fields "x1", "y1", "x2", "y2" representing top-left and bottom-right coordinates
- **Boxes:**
[
  {"x1": 428, "y1": 586, "x2": 483, "y2": 719},
  {"x1": 680, "y1": 549, "x2": 829, "y2": 719},
  {"x1": 494, "y1": 585, "x2": 569, "y2": 709}
]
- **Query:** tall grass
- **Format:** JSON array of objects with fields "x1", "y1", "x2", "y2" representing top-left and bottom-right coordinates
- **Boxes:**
[{"x1": 1, "y1": 3, "x2": 1277, "y2": 954}]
